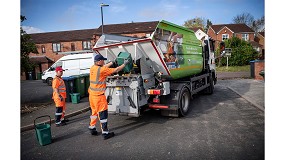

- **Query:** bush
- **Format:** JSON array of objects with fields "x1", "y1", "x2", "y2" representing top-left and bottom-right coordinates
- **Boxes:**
[{"x1": 215, "y1": 37, "x2": 258, "y2": 66}]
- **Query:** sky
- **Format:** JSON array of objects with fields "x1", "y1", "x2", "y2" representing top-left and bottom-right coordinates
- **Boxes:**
[{"x1": 20, "y1": 0, "x2": 265, "y2": 34}]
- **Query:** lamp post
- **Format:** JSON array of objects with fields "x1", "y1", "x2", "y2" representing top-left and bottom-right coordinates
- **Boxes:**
[{"x1": 100, "y1": 3, "x2": 109, "y2": 35}]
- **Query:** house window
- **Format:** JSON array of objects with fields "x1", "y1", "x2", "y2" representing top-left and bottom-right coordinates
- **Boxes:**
[
  {"x1": 222, "y1": 34, "x2": 229, "y2": 41},
  {"x1": 52, "y1": 43, "x2": 61, "y2": 52},
  {"x1": 71, "y1": 43, "x2": 75, "y2": 51},
  {"x1": 41, "y1": 45, "x2": 45, "y2": 53},
  {"x1": 242, "y1": 34, "x2": 249, "y2": 41},
  {"x1": 82, "y1": 41, "x2": 91, "y2": 50}
]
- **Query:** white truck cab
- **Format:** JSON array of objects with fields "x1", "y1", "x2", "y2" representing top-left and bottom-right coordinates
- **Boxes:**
[{"x1": 42, "y1": 53, "x2": 96, "y2": 85}]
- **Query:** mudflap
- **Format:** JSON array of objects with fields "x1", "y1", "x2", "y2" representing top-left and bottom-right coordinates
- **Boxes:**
[
  {"x1": 159, "y1": 92, "x2": 180, "y2": 117},
  {"x1": 160, "y1": 109, "x2": 179, "y2": 117}
]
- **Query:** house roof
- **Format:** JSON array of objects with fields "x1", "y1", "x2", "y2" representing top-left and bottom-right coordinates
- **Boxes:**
[
  {"x1": 94, "y1": 21, "x2": 159, "y2": 35},
  {"x1": 29, "y1": 28, "x2": 97, "y2": 44},
  {"x1": 28, "y1": 21, "x2": 160, "y2": 43},
  {"x1": 209, "y1": 24, "x2": 254, "y2": 34},
  {"x1": 189, "y1": 27, "x2": 204, "y2": 32},
  {"x1": 249, "y1": 41, "x2": 263, "y2": 48},
  {"x1": 258, "y1": 32, "x2": 265, "y2": 37},
  {"x1": 29, "y1": 56, "x2": 54, "y2": 64}
]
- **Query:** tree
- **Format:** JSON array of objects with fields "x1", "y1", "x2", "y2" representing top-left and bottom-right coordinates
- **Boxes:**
[
  {"x1": 205, "y1": 19, "x2": 212, "y2": 33},
  {"x1": 232, "y1": 13, "x2": 265, "y2": 32},
  {"x1": 252, "y1": 16, "x2": 265, "y2": 32},
  {"x1": 183, "y1": 17, "x2": 206, "y2": 29},
  {"x1": 217, "y1": 37, "x2": 258, "y2": 66},
  {"x1": 232, "y1": 12, "x2": 254, "y2": 27},
  {"x1": 21, "y1": 15, "x2": 38, "y2": 73}
]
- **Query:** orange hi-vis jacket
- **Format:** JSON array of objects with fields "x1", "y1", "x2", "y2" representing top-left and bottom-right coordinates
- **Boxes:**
[
  {"x1": 88, "y1": 65, "x2": 115, "y2": 96},
  {"x1": 52, "y1": 76, "x2": 66, "y2": 99}
]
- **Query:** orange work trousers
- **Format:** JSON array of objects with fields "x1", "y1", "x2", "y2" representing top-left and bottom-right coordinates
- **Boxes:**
[
  {"x1": 89, "y1": 94, "x2": 108, "y2": 127},
  {"x1": 54, "y1": 97, "x2": 66, "y2": 120}
]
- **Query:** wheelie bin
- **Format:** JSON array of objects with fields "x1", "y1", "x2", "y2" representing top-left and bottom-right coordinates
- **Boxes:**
[
  {"x1": 82, "y1": 73, "x2": 90, "y2": 97},
  {"x1": 62, "y1": 76, "x2": 75, "y2": 102},
  {"x1": 72, "y1": 75, "x2": 85, "y2": 98}
]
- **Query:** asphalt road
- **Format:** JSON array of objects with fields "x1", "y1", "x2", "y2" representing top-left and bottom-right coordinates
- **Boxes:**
[
  {"x1": 21, "y1": 83, "x2": 264, "y2": 160},
  {"x1": 21, "y1": 80, "x2": 53, "y2": 104}
]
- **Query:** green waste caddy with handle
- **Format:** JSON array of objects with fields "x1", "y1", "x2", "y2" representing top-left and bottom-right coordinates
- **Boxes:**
[
  {"x1": 34, "y1": 115, "x2": 52, "y2": 146},
  {"x1": 70, "y1": 93, "x2": 80, "y2": 104}
]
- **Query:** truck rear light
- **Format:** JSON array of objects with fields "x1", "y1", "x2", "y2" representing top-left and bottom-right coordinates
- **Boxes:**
[{"x1": 147, "y1": 89, "x2": 161, "y2": 95}]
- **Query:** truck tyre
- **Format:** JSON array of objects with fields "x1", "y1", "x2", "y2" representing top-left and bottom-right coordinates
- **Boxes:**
[
  {"x1": 47, "y1": 77, "x2": 53, "y2": 86},
  {"x1": 178, "y1": 86, "x2": 191, "y2": 117}
]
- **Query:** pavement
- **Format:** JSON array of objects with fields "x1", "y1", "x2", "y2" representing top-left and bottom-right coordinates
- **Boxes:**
[{"x1": 20, "y1": 71, "x2": 265, "y2": 132}]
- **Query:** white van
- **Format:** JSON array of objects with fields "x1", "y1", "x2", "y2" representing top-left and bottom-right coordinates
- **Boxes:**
[{"x1": 42, "y1": 53, "x2": 96, "y2": 85}]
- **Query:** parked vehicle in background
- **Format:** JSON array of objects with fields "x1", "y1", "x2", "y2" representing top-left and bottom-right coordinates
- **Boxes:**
[{"x1": 42, "y1": 53, "x2": 95, "y2": 85}]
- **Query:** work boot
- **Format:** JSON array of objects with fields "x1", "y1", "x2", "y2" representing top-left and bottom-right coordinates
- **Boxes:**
[
  {"x1": 61, "y1": 119, "x2": 69, "y2": 123},
  {"x1": 102, "y1": 132, "x2": 115, "y2": 140},
  {"x1": 90, "y1": 129, "x2": 98, "y2": 135},
  {"x1": 55, "y1": 121, "x2": 67, "y2": 127}
]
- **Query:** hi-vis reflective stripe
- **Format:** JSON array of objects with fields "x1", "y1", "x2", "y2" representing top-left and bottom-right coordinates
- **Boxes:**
[
  {"x1": 89, "y1": 66, "x2": 106, "y2": 92},
  {"x1": 96, "y1": 67, "x2": 101, "y2": 82},
  {"x1": 55, "y1": 112, "x2": 62, "y2": 115},
  {"x1": 89, "y1": 87, "x2": 106, "y2": 91},
  {"x1": 90, "y1": 115, "x2": 97, "y2": 119},
  {"x1": 102, "y1": 131, "x2": 109, "y2": 134},
  {"x1": 59, "y1": 85, "x2": 65, "y2": 89},
  {"x1": 100, "y1": 119, "x2": 107, "y2": 123},
  {"x1": 59, "y1": 90, "x2": 65, "y2": 93},
  {"x1": 89, "y1": 125, "x2": 96, "y2": 129},
  {"x1": 55, "y1": 77, "x2": 66, "y2": 92},
  {"x1": 90, "y1": 80, "x2": 106, "y2": 85}
]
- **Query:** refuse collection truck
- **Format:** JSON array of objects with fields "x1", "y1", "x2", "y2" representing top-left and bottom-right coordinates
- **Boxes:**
[{"x1": 93, "y1": 20, "x2": 217, "y2": 117}]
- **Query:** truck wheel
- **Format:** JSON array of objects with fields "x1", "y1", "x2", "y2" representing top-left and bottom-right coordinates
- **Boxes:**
[
  {"x1": 178, "y1": 86, "x2": 190, "y2": 117},
  {"x1": 47, "y1": 78, "x2": 53, "y2": 86}
]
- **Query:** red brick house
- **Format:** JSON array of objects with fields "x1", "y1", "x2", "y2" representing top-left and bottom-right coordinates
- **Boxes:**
[
  {"x1": 22, "y1": 29, "x2": 96, "y2": 80},
  {"x1": 207, "y1": 23, "x2": 256, "y2": 49},
  {"x1": 207, "y1": 23, "x2": 264, "y2": 80},
  {"x1": 255, "y1": 31, "x2": 265, "y2": 59},
  {"x1": 24, "y1": 21, "x2": 159, "y2": 80}
]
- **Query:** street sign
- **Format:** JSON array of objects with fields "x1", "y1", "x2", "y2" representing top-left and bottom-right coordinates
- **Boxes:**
[{"x1": 225, "y1": 48, "x2": 232, "y2": 57}]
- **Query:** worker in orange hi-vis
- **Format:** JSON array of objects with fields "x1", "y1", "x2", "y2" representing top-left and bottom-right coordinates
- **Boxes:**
[
  {"x1": 52, "y1": 66, "x2": 68, "y2": 127},
  {"x1": 88, "y1": 54, "x2": 130, "y2": 140}
]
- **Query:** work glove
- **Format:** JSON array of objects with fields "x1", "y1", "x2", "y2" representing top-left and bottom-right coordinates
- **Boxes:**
[
  {"x1": 123, "y1": 58, "x2": 131, "y2": 65},
  {"x1": 59, "y1": 95, "x2": 63, "y2": 101}
]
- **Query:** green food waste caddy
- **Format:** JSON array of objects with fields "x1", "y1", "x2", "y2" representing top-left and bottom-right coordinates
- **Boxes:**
[
  {"x1": 70, "y1": 93, "x2": 80, "y2": 104},
  {"x1": 116, "y1": 52, "x2": 133, "y2": 73},
  {"x1": 34, "y1": 115, "x2": 52, "y2": 146}
]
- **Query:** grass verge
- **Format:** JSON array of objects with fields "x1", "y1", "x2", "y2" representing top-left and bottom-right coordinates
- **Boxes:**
[{"x1": 216, "y1": 65, "x2": 250, "y2": 72}]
